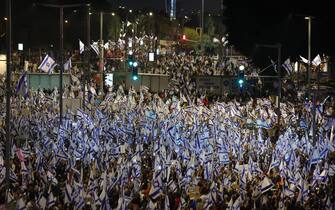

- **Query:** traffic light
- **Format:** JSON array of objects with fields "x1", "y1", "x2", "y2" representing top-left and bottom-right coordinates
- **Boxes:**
[
  {"x1": 132, "y1": 67, "x2": 138, "y2": 81},
  {"x1": 237, "y1": 65, "x2": 245, "y2": 88},
  {"x1": 182, "y1": 34, "x2": 186, "y2": 40},
  {"x1": 237, "y1": 71, "x2": 244, "y2": 88},
  {"x1": 127, "y1": 54, "x2": 134, "y2": 68}
]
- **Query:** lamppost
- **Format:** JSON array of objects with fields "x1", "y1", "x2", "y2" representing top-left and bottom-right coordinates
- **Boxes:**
[
  {"x1": 305, "y1": 16, "x2": 312, "y2": 93},
  {"x1": 38, "y1": 3, "x2": 88, "y2": 126},
  {"x1": 5, "y1": 0, "x2": 12, "y2": 204},
  {"x1": 201, "y1": 0, "x2": 205, "y2": 53},
  {"x1": 83, "y1": 4, "x2": 91, "y2": 111}
]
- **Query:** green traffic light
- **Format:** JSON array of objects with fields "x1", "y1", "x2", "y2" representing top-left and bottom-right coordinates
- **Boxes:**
[
  {"x1": 238, "y1": 79, "x2": 244, "y2": 88},
  {"x1": 132, "y1": 75, "x2": 138, "y2": 81}
]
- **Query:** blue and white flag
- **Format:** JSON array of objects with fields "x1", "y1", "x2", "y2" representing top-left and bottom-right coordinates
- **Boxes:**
[
  {"x1": 91, "y1": 42, "x2": 100, "y2": 55},
  {"x1": 164, "y1": 195, "x2": 170, "y2": 210},
  {"x1": 16, "y1": 198, "x2": 27, "y2": 210},
  {"x1": 259, "y1": 176, "x2": 274, "y2": 194},
  {"x1": 64, "y1": 58, "x2": 72, "y2": 71},
  {"x1": 79, "y1": 40, "x2": 85, "y2": 54},
  {"x1": 39, "y1": 54, "x2": 57, "y2": 74},
  {"x1": 312, "y1": 54, "x2": 321, "y2": 66},
  {"x1": 46, "y1": 192, "x2": 56, "y2": 209},
  {"x1": 282, "y1": 58, "x2": 293, "y2": 75},
  {"x1": 300, "y1": 55, "x2": 309, "y2": 64},
  {"x1": 15, "y1": 72, "x2": 27, "y2": 95}
]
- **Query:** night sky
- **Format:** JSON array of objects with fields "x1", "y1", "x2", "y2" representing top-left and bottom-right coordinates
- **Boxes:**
[{"x1": 0, "y1": 0, "x2": 334, "y2": 63}]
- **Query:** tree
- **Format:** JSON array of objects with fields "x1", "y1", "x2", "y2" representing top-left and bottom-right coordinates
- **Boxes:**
[{"x1": 106, "y1": 14, "x2": 122, "y2": 41}]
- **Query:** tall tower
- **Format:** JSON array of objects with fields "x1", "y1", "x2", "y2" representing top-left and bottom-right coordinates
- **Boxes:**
[{"x1": 166, "y1": 0, "x2": 176, "y2": 20}]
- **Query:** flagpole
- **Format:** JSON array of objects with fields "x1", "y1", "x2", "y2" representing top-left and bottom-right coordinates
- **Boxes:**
[{"x1": 5, "y1": 0, "x2": 12, "y2": 204}]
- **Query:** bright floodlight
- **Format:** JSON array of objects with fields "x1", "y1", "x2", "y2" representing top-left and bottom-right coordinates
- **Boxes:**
[
  {"x1": 18, "y1": 43, "x2": 23, "y2": 51},
  {"x1": 239, "y1": 65, "x2": 245, "y2": 71},
  {"x1": 133, "y1": 61, "x2": 138, "y2": 67}
]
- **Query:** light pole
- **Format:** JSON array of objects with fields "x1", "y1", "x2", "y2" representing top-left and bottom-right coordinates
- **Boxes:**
[
  {"x1": 305, "y1": 16, "x2": 312, "y2": 93},
  {"x1": 39, "y1": 3, "x2": 88, "y2": 125},
  {"x1": 99, "y1": 12, "x2": 104, "y2": 95},
  {"x1": 5, "y1": 0, "x2": 12, "y2": 204},
  {"x1": 201, "y1": 0, "x2": 204, "y2": 53},
  {"x1": 83, "y1": 4, "x2": 90, "y2": 110}
]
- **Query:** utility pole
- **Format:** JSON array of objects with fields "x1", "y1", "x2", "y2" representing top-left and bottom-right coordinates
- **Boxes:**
[
  {"x1": 38, "y1": 3, "x2": 87, "y2": 125},
  {"x1": 59, "y1": 7, "x2": 64, "y2": 125},
  {"x1": 201, "y1": 0, "x2": 204, "y2": 53},
  {"x1": 306, "y1": 16, "x2": 312, "y2": 93},
  {"x1": 5, "y1": 0, "x2": 12, "y2": 204},
  {"x1": 277, "y1": 43, "x2": 282, "y2": 105},
  {"x1": 83, "y1": 4, "x2": 90, "y2": 110},
  {"x1": 99, "y1": 12, "x2": 104, "y2": 95}
]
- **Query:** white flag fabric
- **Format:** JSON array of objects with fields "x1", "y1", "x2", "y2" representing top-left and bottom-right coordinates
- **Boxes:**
[
  {"x1": 38, "y1": 55, "x2": 57, "y2": 74},
  {"x1": 91, "y1": 42, "x2": 100, "y2": 55},
  {"x1": 64, "y1": 58, "x2": 72, "y2": 71},
  {"x1": 259, "y1": 176, "x2": 274, "y2": 194},
  {"x1": 300, "y1": 55, "x2": 309, "y2": 64},
  {"x1": 312, "y1": 54, "x2": 321, "y2": 66},
  {"x1": 79, "y1": 40, "x2": 85, "y2": 54},
  {"x1": 282, "y1": 58, "x2": 293, "y2": 75},
  {"x1": 104, "y1": 42, "x2": 110, "y2": 50}
]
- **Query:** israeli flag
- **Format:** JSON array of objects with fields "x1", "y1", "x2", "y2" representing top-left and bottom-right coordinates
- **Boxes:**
[
  {"x1": 312, "y1": 54, "x2": 322, "y2": 66},
  {"x1": 104, "y1": 41, "x2": 110, "y2": 50},
  {"x1": 15, "y1": 72, "x2": 27, "y2": 95},
  {"x1": 46, "y1": 192, "x2": 56, "y2": 209},
  {"x1": 79, "y1": 40, "x2": 85, "y2": 54},
  {"x1": 91, "y1": 41, "x2": 100, "y2": 55},
  {"x1": 259, "y1": 176, "x2": 274, "y2": 194},
  {"x1": 282, "y1": 58, "x2": 293, "y2": 75},
  {"x1": 16, "y1": 198, "x2": 27, "y2": 210},
  {"x1": 300, "y1": 55, "x2": 309, "y2": 64},
  {"x1": 39, "y1": 54, "x2": 57, "y2": 74},
  {"x1": 64, "y1": 58, "x2": 72, "y2": 71}
]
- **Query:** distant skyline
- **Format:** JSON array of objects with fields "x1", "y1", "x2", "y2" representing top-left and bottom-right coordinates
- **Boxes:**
[{"x1": 0, "y1": 0, "x2": 333, "y2": 62}]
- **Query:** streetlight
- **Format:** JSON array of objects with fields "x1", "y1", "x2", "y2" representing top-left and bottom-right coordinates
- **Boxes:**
[
  {"x1": 201, "y1": 0, "x2": 204, "y2": 53},
  {"x1": 149, "y1": 12, "x2": 153, "y2": 16},
  {"x1": 305, "y1": 16, "x2": 312, "y2": 94},
  {"x1": 38, "y1": 3, "x2": 89, "y2": 126},
  {"x1": 5, "y1": 0, "x2": 12, "y2": 202}
]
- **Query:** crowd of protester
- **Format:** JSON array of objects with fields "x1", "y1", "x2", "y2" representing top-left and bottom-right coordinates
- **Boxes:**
[
  {"x1": 9, "y1": 35, "x2": 253, "y2": 78},
  {"x1": 1, "y1": 34, "x2": 334, "y2": 210},
  {"x1": 0, "y1": 79, "x2": 335, "y2": 209}
]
